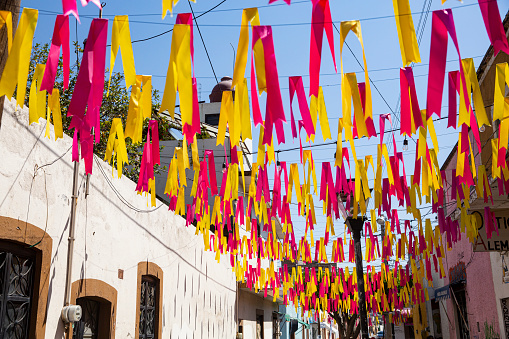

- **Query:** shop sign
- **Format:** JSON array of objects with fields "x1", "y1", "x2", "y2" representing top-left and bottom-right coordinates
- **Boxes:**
[{"x1": 471, "y1": 209, "x2": 509, "y2": 252}]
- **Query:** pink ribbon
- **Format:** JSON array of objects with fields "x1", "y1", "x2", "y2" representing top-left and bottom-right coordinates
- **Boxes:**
[
  {"x1": 309, "y1": 0, "x2": 336, "y2": 97},
  {"x1": 67, "y1": 18, "x2": 108, "y2": 174},
  {"x1": 62, "y1": 0, "x2": 79, "y2": 21},
  {"x1": 252, "y1": 25, "x2": 286, "y2": 145},
  {"x1": 136, "y1": 120, "x2": 160, "y2": 193},
  {"x1": 447, "y1": 70, "x2": 459, "y2": 128},
  {"x1": 204, "y1": 150, "x2": 218, "y2": 196},
  {"x1": 478, "y1": 0, "x2": 509, "y2": 56},
  {"x1": 289, "y1": 76, "x2": 314, "y2": 138},
  {"x1": 40, "y1": 15, "x2": 70, "y2": 93},
  {"x1": 400, "y1": 67, "x2": 422, "y2": 135},
  {"x1": 426, "y1": 9, "x2": 471, "y2": 120}
]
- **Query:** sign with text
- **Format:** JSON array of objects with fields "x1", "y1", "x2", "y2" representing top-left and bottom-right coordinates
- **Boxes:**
[{"x1": 472, "y1": 209, "x2": 509, "y2": 252}]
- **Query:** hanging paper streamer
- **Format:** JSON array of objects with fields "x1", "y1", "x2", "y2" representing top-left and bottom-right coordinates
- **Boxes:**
[
  {"x1": 310, "y1": 86, "x2": 332, "y2": 141},
  {"x1": 232, "y1": 8, "x2": 260, "y2": 89},
  {"x1": 309, "y1": 0, "x2": 336, "y2": 98},
  {"x1": 67, "y1": 18, "x2": 108, "y2": 174},
  {"x1": 339, "y1": 21, "x2": 373, "y2": 122},
  {"x1": 494, "y1": 63, "x2": 509, "y2": 167},
  {"x1": 477, "y1": 0, "x2": 509, "y2": 57},
  {"x1": 426, "y1": 9, "x2": 471, "y2": 120},
  {"x1": 400, "y1": 67, "x2": 422, "y2": 136},
  {"x1": 0, "y1": 8, "x2": 38, "y2": 106},
  {"x1": 29, "y1": 64, "x2": 47, "y2": 125},
  {"x1": 217, "y1": 90, "x2": 234, "y2": 146},
  {"x1": 136, "y1": 120, "x2": 160, "y2": 206},
  {"x1": 125, "y1": 75, "x2": 152, "y2": 143},
  {"x1": 109, "y1": 15, "x2": 136, "y2": 90},
  {"x1": 462, "y1": 58, "x2": 490, "y2": 129},
  {"x1": 159, "y1": 24, "x2": 194, "y2": 138},
  {"x1": 392, "y1": 0, "x2": 421, "y2": 66},
  {"x1": 289, "y1": 76, "x2": 313, "y2": 138},
  {"x1": 176, "y1": 13, "x2": 201, "y2": 141},
  {"x1": 46, "y1": 88, "x2": 63, "y2": 140},
  {"x1": 62, "y1": 0, "x2": 79, "y2": 21},
  {"x1": 0, "y1": 11, "x2": 12, "y2": 54},
  {"x1": 40, "y1": 15, "x2": 70, "y2": 93},
  {"x1": 104, "y1": 117, "x2": 129, "y2": 178},
  {"x1": 162, "y1": 0, "x2": 196, "y2": 19},
  {"x1": 234, "y1": 78, "x2": 252, "y2": 142},
  {"x1": 252, "y1": 25, "x2": 286, "y2": 145}
]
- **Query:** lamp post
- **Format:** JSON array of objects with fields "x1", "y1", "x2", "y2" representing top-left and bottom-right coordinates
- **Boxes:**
[
  {"x1": 346, "y1": 216, "x2": 369, "y2": 339},
  {"x1": 337, "y1": 178, "x2": 371, "y2": 339}
]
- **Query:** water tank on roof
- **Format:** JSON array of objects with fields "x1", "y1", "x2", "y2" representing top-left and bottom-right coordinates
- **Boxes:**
[{"x1": 209, "y1": 76, "x2": 234, "y2": 102}]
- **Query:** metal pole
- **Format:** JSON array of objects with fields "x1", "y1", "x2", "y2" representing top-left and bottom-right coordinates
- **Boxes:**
[
  {"x1": 63, "y1": 159, "x2": 79, "y2": 338},
  {"x1": 348, "y1": 217, "x2": 369, "y2": 339}
]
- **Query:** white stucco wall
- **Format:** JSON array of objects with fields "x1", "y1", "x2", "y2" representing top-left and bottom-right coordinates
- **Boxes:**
[
  {"x1": 490, "y1": 252, "x2": 509, "y2": 339},
  {"x1": 0, "y1": 98, "x2": 239, "y2": 338},
  {"x1": 238, "y1": 289, "x2": 279, "y2": 339}
]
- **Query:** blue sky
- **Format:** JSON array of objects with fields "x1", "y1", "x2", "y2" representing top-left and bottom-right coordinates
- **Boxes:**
[{"x1": 19, "y1": 0, "x2": 509, "y2": 267}]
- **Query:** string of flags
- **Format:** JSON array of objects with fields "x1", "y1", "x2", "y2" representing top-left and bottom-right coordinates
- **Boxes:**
[{"x1": 1, "y1": 0, "x2": 509, "y2": 325}]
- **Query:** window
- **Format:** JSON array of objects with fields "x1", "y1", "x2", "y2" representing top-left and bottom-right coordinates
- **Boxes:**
[
  {"x1": 0, "y1": 245, "x2": 35, "y2": 339},
  {"x1": 136, "y1": 262, "x2": 163, "y2": 339},
  {"x1": 205, "y1": 113, "x2": 220, "y2": 126},
  {"x1": 139, "y1": 276, "x2": 158, "y2": 339},
  {"x1": 70, "y1": 279, "x2": 117, "y2": 339},
  {"x1": 72, "y1": 298, "x2": 100, "y2": 339}
]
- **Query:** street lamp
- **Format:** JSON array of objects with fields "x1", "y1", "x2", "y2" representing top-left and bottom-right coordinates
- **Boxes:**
[{"x1": 338, "y1": 182, "x2": 371, "y2": 339}]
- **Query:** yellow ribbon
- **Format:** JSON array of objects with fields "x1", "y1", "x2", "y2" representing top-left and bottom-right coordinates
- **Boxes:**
[
  {"x1": 160, "y1": 24, "x2": 192, "y2": 127},
  {"x1": 0, "y1": 11, "x2": 12, "y2": 54},
  {"x1": 109, "y1": 15, "x2": 136, "y2": 90},
  {"x1": 162, "y1": 0, "x2": 195, "y2": 19},
  {"x1": 232, "y1": 8, "x2": 263, "y2": 89},
  {"x1": 392, "y1": 0, "x2": 421, "y2": 66},
  {"x1": 28, "y1": 64, "x2": 46, "y2": 124},
  {"x1": 0, "y1": 8, "x2": 38, "y2": 106},
  {"x1": 46, "y1": 88, "x2": 63, "y2": 140},
  {"x1": 125, "y1": 75, "x2": 152, "y2": 143},
  {"x1": 104, "y1": 117, "x2": 129, "y2": 178},
  {"x1": 339, "y1": 21, "x2": 372, "y2": 121}
]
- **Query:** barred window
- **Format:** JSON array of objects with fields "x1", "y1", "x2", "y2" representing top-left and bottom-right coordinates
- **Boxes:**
[
  {"x1": 0, "y1": 243, "x2": 35, "y2": 339},
  {"x1": 139, "y1": 276, "x2": 159, "y2": 339}
]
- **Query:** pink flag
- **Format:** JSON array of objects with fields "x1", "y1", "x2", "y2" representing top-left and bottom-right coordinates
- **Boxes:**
[
  {"x1": 62, "y1": 0, "x2": 79, "y2": 21},
  {"x1": 252, "y1": 25, "x2": 286, "y2": 145},
  {"x1": 400, "y1": 67, "x2": 422, "y2": 135},
  {"x1": 289, "y1": 76, "x2": 313, "y2": 138},
  {"x1": 309, "y1": 0, "x2": 336, "y2": 97},
  {"x1": 67, "y1": 18, "x2": 108, "y2": 174},
  {"x1": 447, "y1": 70, "x2": 459, "y2": 129},
  {"x1": 478, "y1": 0, "x2": 509, "y2": 56},
  {"x1": 426, "y1": 9, "x2": 471, "y2": 120},
  {"x1": 41, "y1": 15, "x2": 70, "y2": 93}
]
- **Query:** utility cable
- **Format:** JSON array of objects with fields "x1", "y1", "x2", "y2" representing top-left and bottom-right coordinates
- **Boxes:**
[{"x1": 189, "y1": 0, "x2": 219, "y2": 83}]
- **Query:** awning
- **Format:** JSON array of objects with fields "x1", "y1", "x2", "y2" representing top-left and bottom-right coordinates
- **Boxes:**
[
  {"x1": 280, "y1": 313, "x2": 311, "y2": 329},
  {"x1": 435, "y1": 285, "x2": 451, "y2": 301}
]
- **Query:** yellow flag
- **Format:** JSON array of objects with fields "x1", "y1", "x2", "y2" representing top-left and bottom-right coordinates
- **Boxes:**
[
  {"x1": 125, "y1": 75, "x2": 152, "y2": 143},
  {"x1": 0, "y1": 8, "x2": 38, "y2": 106},
  {"x1": 109, "y1": 15, "x2": 136, "y2": 90},
  {"x1": 162, "y1": 0, "x2": 195, "y2": 19},
  {"x1": 232, "y1": 8, "x2": 262, "y2": 89},
  {"x1": 392, "y1": 0, "x2": 421, "y2": 66},
  {"x1": 160, "y1": 25, "x2": 192, "y2": 127},
  {"x1": 46, "y1": 88, "x2": 63, "y2": 140},
  {"x1": 28, "y1": 64, "x2": 46, "y2": 124},
  {"x1": 104, "y1": 117, "x2": 129, "y2": 178},
  {"x1": 0, "y1": 11, "x2": 12, "y2": 54},
  {"x1": 217, "y1": 90, "x2": 233, "y2": 146},
  {"x1": 339, "y1": 20, "x2": 372, "y2": 120}
]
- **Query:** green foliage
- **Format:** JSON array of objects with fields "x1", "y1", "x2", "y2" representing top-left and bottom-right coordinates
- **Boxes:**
[
  {"x1": 24, "y1": 42, "x2": 179, "y2": 181},
  {"x1": 484, "y1": 321, "x2": 500, "y2": 339}
]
